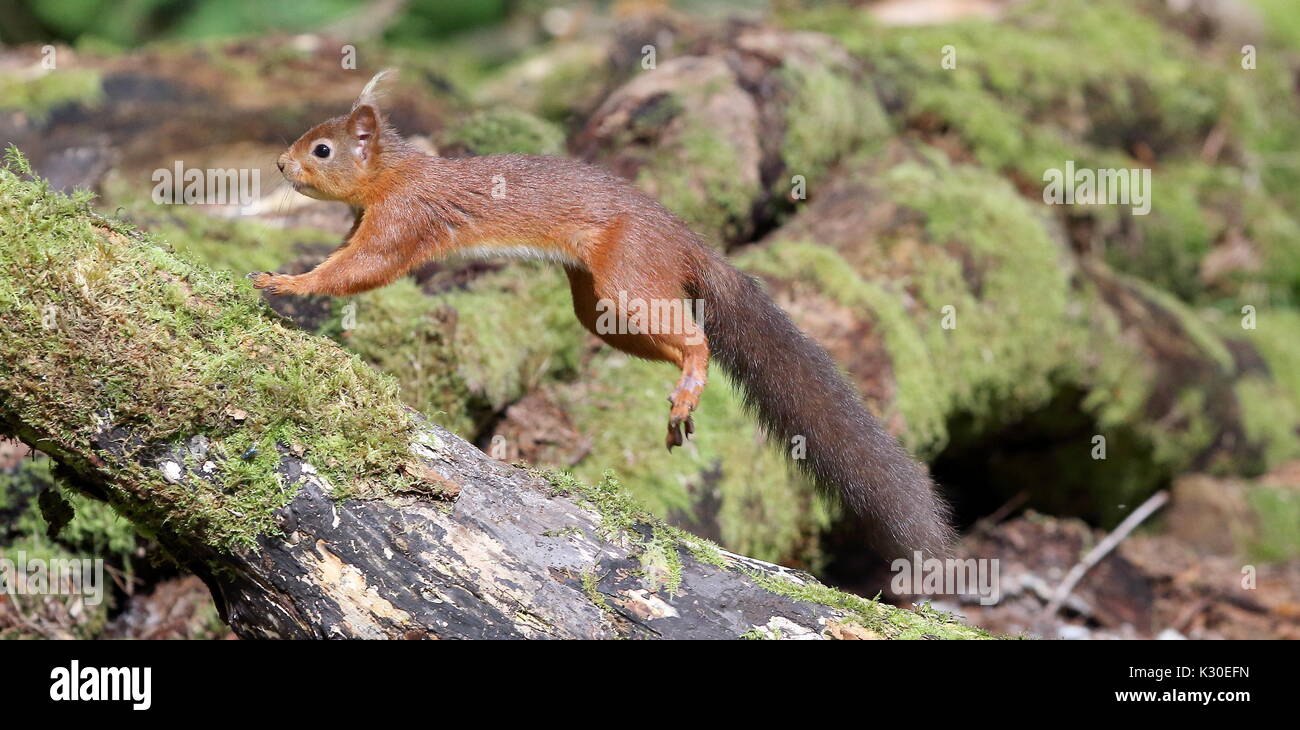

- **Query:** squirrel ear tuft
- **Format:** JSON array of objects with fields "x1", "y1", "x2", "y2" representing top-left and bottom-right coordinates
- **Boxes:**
[{"x1": 352, "y1": 68, "x2": 396, "y2": 112}]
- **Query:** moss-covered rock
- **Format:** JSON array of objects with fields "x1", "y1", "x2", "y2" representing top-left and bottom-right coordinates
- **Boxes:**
[
  {"x1": 0, "y1": 67, "x2": 103, "y2": 120},
  {"x1": 477, "y1": 40, "x2": 616, "y2": 125},
  {"x1": 1246, "y1": 481, "x2": 1300, "y2": 562},
  {"x1": 735, "y1": 148, "x2": 1297, "y2": 528},
  {"x1": 731, "y1": 27, "x2": 893, "y2": 204},
  {"x1": 576, "y1": 56, "x2": 763, "y2": 246},
  {"x1": 776, "y1": 55, "x2": 889, "y2": 194},
  {"x1": 441, "y1": 108, "x2": 567, "y2": 156},
  {"x1": 789, "y1": 0, "x2": 1300, "y2": 307},
  {"x1": 1229, "y1": 308, "x2": 1300, "y2": 470}
]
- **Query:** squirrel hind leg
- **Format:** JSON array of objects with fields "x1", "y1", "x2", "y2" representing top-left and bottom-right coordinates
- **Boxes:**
[
  {"x1": 561, "y1": 266, "x2": 710, "y2": 449},
  {"x1": 665, "y1": 348, "x2": 707, "y2": 450}
]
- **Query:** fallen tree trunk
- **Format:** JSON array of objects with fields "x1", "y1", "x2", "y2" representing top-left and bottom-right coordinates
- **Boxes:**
[
  {"x1": 0, "y1": 155, "x2": 986, "y2": 640},
  {"x1": 66, "y1": 409, "x2": 883, "y2": 640}
]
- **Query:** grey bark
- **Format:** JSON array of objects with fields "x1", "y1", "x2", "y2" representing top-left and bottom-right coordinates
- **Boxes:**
[{"x1": 102, "y1": 415, "x2": 851, "y2": 639}]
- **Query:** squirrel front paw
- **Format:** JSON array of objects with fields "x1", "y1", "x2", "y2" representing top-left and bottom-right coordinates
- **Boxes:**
[{"x1": 248, "y1": 271, "x2": 297, "y2": 295}]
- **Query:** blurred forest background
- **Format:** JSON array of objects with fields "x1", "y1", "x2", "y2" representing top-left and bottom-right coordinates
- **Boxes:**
[{"x1": 2, "y1": 0, "x2": 1299, "y2": 639}]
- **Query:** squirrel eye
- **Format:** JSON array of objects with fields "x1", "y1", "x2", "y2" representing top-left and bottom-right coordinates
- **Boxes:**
[{"x1": 312, "y1": 143, "x2": 331, "y2": 159}]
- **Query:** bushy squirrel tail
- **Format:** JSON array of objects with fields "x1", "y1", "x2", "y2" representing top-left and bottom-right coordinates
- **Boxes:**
[{"x1": 691, "y1": 253, "x2": 953, "y2": 558}]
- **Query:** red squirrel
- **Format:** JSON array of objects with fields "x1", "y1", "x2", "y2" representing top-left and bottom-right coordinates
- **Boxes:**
[{"x1": 254, "y1": 71, "x2": 952, "y2": 557}]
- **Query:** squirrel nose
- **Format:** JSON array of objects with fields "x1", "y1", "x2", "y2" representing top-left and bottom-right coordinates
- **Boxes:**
[{"x1": 276, "y1": 157, "x2": 286, "y2": 173}]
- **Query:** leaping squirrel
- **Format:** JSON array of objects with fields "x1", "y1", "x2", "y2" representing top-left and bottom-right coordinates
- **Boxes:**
[{"x1": 254, "y1": 70, "x2": 953, "y2": 558}]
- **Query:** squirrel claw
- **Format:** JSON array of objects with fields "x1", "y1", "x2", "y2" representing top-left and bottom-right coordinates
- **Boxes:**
[{"x1": 665, "y1": 414, "x2": 694, "y2": 451}]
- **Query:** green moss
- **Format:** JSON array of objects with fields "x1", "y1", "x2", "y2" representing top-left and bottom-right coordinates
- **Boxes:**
[
  {"x1": 131, "y1": 204, "x2": 337, "y2": 276},
  {"x1": 1123, "y1": 162, "x2": 1214, "y2": 300},
  {"x1": 1226, "y1": 308, "x2": 1300, "y2": 473},
  {"x1": 778, "y1": 58, "x2": 890, "y2": 189},
  {"x1": 1251, "y1": 0, "x2": 1300, "y2": 50},
  {"x1": 643, "y1": 120, "x2": 762, "y2": 245},
  {"x1": 544, "y1": 468, "x2": 987, "y2": 638},
  {"x1": 330, "y1": 279, "x2": 474, "y2": 433},
  {"x1": 1118, "y1": 273, "x2": 1235, "y2": 373},
  {"x1": 581, "y1": 566, "x2": 613, "y2": 613},
  {"x1": 1239, "y1": 2, "x2": 1300, "y2": 238},
  {"x1": 740, "y1": 153, "x2": 1253, "y2": 522},
  {"x1": 797, "y1": 1, "x2": 1224, "y2": 170},
  {"x1": 790, "y1": 0, "x2": 1300, "y2": 306},
  {"x1": 735, "y1": 241, "x2": 949, "y2": 454},
  {"x1": 385, "y1": 40, "x2": 497, "y2": 102},
  {"x1": 546, "y1": 470, "x2": 639, "y2": 541},
  {"x1": 885, "y1": 158, "x2": 1079, "y2": 435},
  {"x1": 443, "y1": 108, "x2": 567, "y2": 156},
  {"x1": 433, "y1": 265, "x2": 581, "y2": 420},
  {"x1": 745, "y1": 568, "x2": 992, "y2": 640},
  {"x1": 545, "y1": 469, "x2": 730, "y2": 594},
  {"x1": 478, "y1": 40, "x2": 617, "y2": 124},
  {"x1": 0, "y1": 69, "x2": 103, "y2": 120},
  {"x1": 0, "y1": 148, "x2": 420, "y2": 551},
  {"x1": 1111, "y1": 160, "x2": 1300, "y2": 305},
  {"x1": 1245, "y1": 484, "x2": 1300, "y2": 562},
  {"x1": 1235, "y1": 377, "x2": 1300, "y2": 470},
  {"x1": 746, "y1": 158, "x2": 1086, "y2": 456},
  {"x1": 1244, "y1": 309, "x2": 1300, "y2": 408},
  {"x1": 639, "y1": 528, "x2": 685, "y2": 595},
  {"x1": 1150, "y1": 389, "x2": 1217, "y2": 467}
]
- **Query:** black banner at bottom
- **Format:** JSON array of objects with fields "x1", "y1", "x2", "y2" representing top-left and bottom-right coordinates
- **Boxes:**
[{"x1": 0, "y1": 638, "x2": 1282, "y2": 717}]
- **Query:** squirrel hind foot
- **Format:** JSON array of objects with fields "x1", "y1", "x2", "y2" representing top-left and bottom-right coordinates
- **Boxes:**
[{"x1": 665, "y1": 413, "x2": 695, "y2": 451}]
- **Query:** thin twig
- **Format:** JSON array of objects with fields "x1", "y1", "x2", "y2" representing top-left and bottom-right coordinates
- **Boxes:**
[{"x1": 1042, "y1": 490, "x2": 1170, "y2": 618}]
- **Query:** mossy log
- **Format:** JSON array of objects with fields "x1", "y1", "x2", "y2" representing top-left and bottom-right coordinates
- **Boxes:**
[
  {"x1": 64, "y1": 411, "x2": 880, "y2": 640},
  {"x1": 0, "y1": 157, "x2": 986, "y2": 640}
]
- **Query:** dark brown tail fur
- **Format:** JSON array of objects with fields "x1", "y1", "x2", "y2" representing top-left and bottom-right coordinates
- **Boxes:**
[{"x1": 691, "y1": 251, "x2": 953, "y2": 558}]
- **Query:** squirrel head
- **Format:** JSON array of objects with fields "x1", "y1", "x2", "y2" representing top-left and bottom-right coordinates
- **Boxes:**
[{"x1": 278, "y1": 69, "x2": 397, "y2": 205}]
